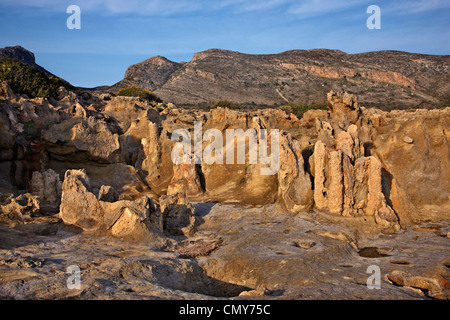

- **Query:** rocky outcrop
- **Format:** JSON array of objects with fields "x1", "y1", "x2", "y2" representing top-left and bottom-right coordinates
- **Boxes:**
[
  {"x1": 167, "y1": 154, "x2": 204, "y2": 197},
  {"x1": 277, "y1": 132, "x2": 313, "y2": 213},
  {"x1": 387, "y1": 270, "x2": 450, "y2": 300},
  {"x1": 370, "y1": 108, "x2": 450, "y2": 223},
  {"x1": 110, "y1": 56, "x2": 183, "y2": 93},
  {"x1": 0, "y1": 193, "x2": 40, "y2": 223},
  {"x1": 59, "y1": 169, "x2": 166, "y2": 243},
  {"x1": 43, "y1": 116, "x2": 123, "y2": 164},
  {"x1": 159, "y1": 192, "x2": 196, "y2": 236},
  {"x1": 0, "y1": 77, "x2": 448, "y2": 232},
  {"x1": 30, "y1": 169, "x2": 62, "y2": 208},
  {"x1": 327, "y1": 91, "x2": 361, "y2": 127},
  {"x1": 311, "y1": 93, "x2": 400, "y2": 229}
]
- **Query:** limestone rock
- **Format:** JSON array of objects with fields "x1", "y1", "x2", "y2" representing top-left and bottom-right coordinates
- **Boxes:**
[
  {"x1": 315, "y1": 118, "x2": 336, "y2": 148},
  {"x1": 0, "y1": 193, "x2": 40, "y2": 223},
  {"x1": 403, "y1": 136, "x2": 414, "y2": 144},
  {"x1": 107, "y1": 197, "x2": 164, "y2": 242},
  {"x1": 59, "y1": 169, "x2": 105, "y2": 231},
  {"x1": 371, "y1": 108, "x2": 450, "y2": 223},
  {"x1": 167, "y1": 153, "x2": 203, "y2": 197},
  {"x1": 336, "y1": 125, "x2": 364, "y2": 161},
  {"x1": 60, "y1": 169, "x2": 165, "y2": 243},
  {"x1": 159, "y1": 192, "x2": 196, "y2": 236},
  {"x1": 98, "y1": 185, "x2": 118, "y2": 202},
  {"x1": 277, "y1": 132, "x2": 313, "y2": 213},
  {"x1": 43, "y1": 116, "x2": 122, "y2": 163},
  {"x1": 327, "y1": 91, "x2": 361, "y2": 127},
  {"x1": 30, "y1": 169, "x2": 62, "y2": 206},
  {"x1": 312, "y1": 140, "x2": 399, "y2": 229},
  {"x1": 387, "y1": 270, "x2": 450, "y2": 300}
]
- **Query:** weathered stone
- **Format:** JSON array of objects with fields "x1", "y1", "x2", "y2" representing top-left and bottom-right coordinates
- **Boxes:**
[
  {"x1": 367, "y1": 157, "x2": 400, "y2": 230},
  {"x1": 327, "y1": 91, "x2": 361, "y2": 127},
  {"x1": 43, "y1": 116, "x2": 122, "y2": 163},
  {"x1": 403, "y1": 136, "x2": 414, "y2": 144},
  {"x1": 387, "y1": 270, "x2": 450, "y2": 300},
  {"x1": 59, "y1": 170, "x2": 105, "y2": 231},
  {"x1": 312, "y1": 136, "x2": 399, "y2": 229},
  {"x1": 159, "y1": 192, "x2": 196, "y2": 236},
  {"x1": 315, "y1": 118, "x2": 336, "y2": 148},
  {"x1": 167, "y1": 153, "x2": 203, "y2": 197},
  {"x1": 313, "y1": 141, "x2": 327, "y2": 211},
  {"x1": 60, "y1": 169, "x2": 165, "y2": 242},
  {"x1": 277, "y1": 132, "x2": 313, "y2": 213},
  {"x1": 0, "y1": 193, "x2": 40, "y2": 223},
  {"x1": 98, "y1": 185, "x2": 118, "y2": 202},
  {"x1": 328, "y1": 150, "x2": 343, "y2": 215},
  {"x1": 30, "y1": 169, "x2": 62, "y2": 206}
]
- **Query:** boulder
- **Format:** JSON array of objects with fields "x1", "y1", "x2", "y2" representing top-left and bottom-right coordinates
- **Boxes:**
[
  {"x1": 387, "y1": 270, "x2": 450, "y2": 300},
  {"x1": 59, "y1": 169, "x2": 165, "y2": 243}
]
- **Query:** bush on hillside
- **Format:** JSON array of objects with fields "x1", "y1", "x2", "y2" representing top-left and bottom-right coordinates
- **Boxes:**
[
  {"x1": 280, "y1": 103, "x2": 328, "y2": 119},
  {"x1": 117, "y1": 86, "x2": 162, "y2": 103},
  {"x1": 210, "y1": 100, "x2": 240, "y2": 110}
]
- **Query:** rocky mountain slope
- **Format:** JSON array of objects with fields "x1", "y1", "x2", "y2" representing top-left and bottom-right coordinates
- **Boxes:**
[
  {"x1": 109, "y1": 48, "x2": 450, "y2": 110},
  {"x1": 0, "y1": 46, "x2": 55, "y2": 78},
  {"x1": 2, "y1": 45, "x2": 449, "y2": 110}
]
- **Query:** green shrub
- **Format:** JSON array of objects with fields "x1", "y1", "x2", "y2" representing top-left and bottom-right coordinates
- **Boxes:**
[
  {"x1": 117, "y1": 86, "x2": 162, "y2": 103},
  {"x1": 280, "y1": 103, "x2": 328, "y2": 119},
  {"x1": 210, "y1": 100, "x2": 240, "y2": 110},
  {"x1": 0, "y1": 58, "x2": 74, "y2": 98}
]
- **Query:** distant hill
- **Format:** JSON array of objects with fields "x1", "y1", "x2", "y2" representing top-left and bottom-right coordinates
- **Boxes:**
[{"x1": 107, "y1": 48, "x2": 450, "y2": 110}]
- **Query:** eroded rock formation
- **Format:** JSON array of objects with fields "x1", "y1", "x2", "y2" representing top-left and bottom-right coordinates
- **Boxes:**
[
  {"x1": 0, "y1": 81, "x2": 449, "y2": 235},
  {"x1": 59, "y1": 169, "x2": 166, "y2": 244}
]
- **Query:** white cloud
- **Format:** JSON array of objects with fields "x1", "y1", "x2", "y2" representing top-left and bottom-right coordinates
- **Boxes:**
[
  {"x1": 1, "y1": 0, "x2": 449, "y2": 16},
  {"x1": 383, "y1": 0, "x2": 450, "y2": 14},
  {"x1": 0, "y1": 0, "x2": 290, "y2": 15},
  {"x1": 287, "y1": 0, "x2": 370, "y2": 17}
]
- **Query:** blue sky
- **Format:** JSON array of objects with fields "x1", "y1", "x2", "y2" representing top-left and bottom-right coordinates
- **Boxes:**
[{"x1": 0, "y1": 0, "x2": 449, "y2": 87}]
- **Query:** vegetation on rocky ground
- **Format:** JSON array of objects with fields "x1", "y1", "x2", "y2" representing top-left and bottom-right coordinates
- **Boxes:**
[
  {"x1": 0, "y1": 58, "x2": 74, "y2": 98},
  {"x1": 280, "y1": 102, "x2": 328, "y2": 118},
  {"x1": 210, "y1": 100, "x2": 240, "y2": 110},
  {"x1": 117, "y1": 85, "x2": 162, "y2": 103}
]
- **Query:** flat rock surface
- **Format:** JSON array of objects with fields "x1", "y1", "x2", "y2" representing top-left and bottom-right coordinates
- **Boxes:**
[{"x1": 0, "y1": 203, "x2": 449, "y2": 300}]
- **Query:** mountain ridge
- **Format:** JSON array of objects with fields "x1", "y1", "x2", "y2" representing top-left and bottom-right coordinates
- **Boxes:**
[
  {"x1": 1, "y1": 45, "x2": 449, "y2": 110},
  {"x1": 107, "y1": 48, "x2": 450, "y2": 110}
]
